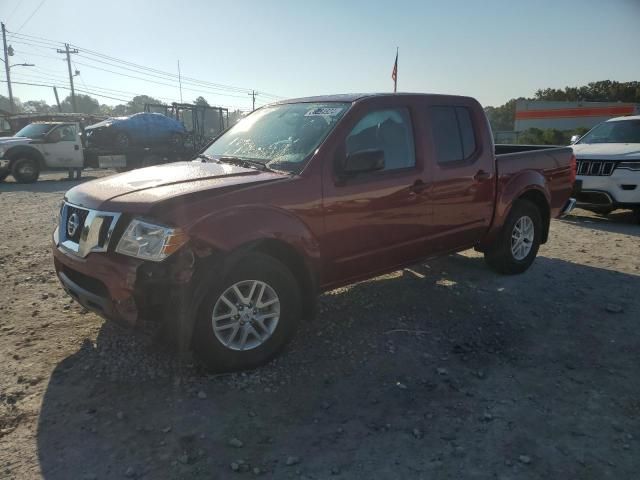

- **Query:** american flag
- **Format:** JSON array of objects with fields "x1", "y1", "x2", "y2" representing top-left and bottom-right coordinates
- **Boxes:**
[{"x1": 391, "y1": 49, "x2": 398, "y2": 93}]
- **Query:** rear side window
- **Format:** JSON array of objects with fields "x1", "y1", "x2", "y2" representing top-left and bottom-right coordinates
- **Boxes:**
[{"x1": 429, "y1": 106, "x2": 477, "y2": 164}]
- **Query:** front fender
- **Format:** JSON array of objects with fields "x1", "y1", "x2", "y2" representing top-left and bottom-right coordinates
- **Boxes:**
[
  {"x1": 186, "y1": 204, "x2": 322, "y2": 271},
  {"x1": 480, "y1": 170, "x2": 549, "y2": 249},
  {"x1": 4, "y1": 145, "x2": 45, "y2": 168}
]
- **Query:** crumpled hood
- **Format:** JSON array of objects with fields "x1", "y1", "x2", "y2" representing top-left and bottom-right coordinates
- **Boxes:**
[
  {"x1": 65, "y1": 161, "x2": 287, "y2": 212},
  {"x1": 572, "y1": 143, "x2": 640, "y2": 160},
  {"x1": 0, "y1": 136, "x2": 31, "y2": 147}
]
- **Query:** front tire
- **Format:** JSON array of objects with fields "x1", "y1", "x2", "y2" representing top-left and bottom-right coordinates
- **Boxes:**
[
  {"x1": 11, "y1": 157, "x2": 40, "y2": 183},
  {"x1": 192, "y1": 253, "x2": 301, "y2": 372},
  {"x1": 484, "y1": 199, "x2": 542, "y2": 274}
]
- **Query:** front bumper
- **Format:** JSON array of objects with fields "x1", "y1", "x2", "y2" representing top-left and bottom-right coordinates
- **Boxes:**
[
  {"x1": 575, "y1": 169, "x2": 640, "y2": 207},
  {"x1": 53, "y1": 229, "x2": 196, "y2": 327},
  {"x1": 53, "y1": 237, "x2": 144, "y2": 326}
]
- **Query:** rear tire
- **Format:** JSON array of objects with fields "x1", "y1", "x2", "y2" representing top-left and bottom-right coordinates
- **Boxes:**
[
  {"x1": 11, "y1": 157, "x2": 40, "y2": 183},
  {"x1": 192, "y1": 253, "x2": 301, "y2": 372},
  {"x1": 484, "y1": 199, "x2": 542, "y2": 275}
]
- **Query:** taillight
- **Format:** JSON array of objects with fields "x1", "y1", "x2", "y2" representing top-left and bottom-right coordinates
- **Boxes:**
[{"x1": 569, "y1": 154, "x2": 577, "y2": 184}]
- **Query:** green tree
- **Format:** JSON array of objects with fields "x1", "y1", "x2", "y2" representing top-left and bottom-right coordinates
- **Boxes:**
[
  {"x1": 535, "y1": 80, "x2": 640, "y2": 103},
  {"x1": 126, "y1": 95, "x2": 163, "y2": 114},
  {"x1": 484, "y1": 98, "x2": 519, "y2": 131},
  {"x1": 0, "y1": 94, "x2": 23, "y2": 113},
  {"x1": 60, "y1": 94, "x2": 100, "y2": 114},
  {"x1": 23, "y1": 100, "x2": 54, "y2": 114},
  {"x1": 194, "y1": 96, "x2": 209, "y2": 106}
]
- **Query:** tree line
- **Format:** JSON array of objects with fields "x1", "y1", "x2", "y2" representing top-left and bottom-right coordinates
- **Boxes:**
[
  {"x1": 485, "y1": 80, "x2": 640, "y2": 144},
  {"x1": 0, "y1": 93, "x2": 243, "y2": 122}
]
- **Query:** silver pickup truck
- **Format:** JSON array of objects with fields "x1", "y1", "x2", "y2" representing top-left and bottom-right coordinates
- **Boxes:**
[{"x1": 0, "y1": 122, "x2": 86, "y2": 182}]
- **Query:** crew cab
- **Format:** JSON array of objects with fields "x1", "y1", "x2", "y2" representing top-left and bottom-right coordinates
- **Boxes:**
[
  {"x1": 571, "y1": 115, "x2": 640, "y2": 222},
  {"x1": 52, "y1": 93, "x2": 576, "y2": 371}
]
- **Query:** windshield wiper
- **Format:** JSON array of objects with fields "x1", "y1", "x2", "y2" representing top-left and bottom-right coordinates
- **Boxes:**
[
  {"x1": 217, "y1": 156, "x2": 272, "y2": 172},
  {"x1": 196, "y1": 153, "x2": 216, "y2": 162}
]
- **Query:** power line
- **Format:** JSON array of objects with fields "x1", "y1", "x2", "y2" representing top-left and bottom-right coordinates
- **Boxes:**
[
  {"x1": 12, "y1": 0, "x2": 47, "y2": 36},
  {"x1": 4, "y1": 29, "x2": 285, "y2": 107},
  {"x1": 4, "y1": 79, "x2": 248, "y2": 111},
  {"x1": 10, "y1": 31, "x2": 287, "y2": 100}
]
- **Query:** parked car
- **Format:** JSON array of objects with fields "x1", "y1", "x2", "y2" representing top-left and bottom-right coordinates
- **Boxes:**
[
  {"x1": 570, "y1": 115, "x2": 640, "y2": 222},
  {"x1": 52, "y1": 93, "x2": 575, "y2": 372},
  {"x1": 84, "y1": 112, "x2": 187, "y2": 149}
]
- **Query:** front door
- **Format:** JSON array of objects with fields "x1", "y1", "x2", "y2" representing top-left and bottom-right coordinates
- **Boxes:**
[
  {"x1": 321, "y1": 104, "x2": 432, "y2": 287},
  {"x1": 41, "y1": 124, "x2": 83, "y2": 168}
]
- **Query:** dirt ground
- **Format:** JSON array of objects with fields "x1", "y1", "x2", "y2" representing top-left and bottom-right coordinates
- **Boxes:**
[{"x1": 0, "y1": 171, "x2": 639, "y2": 480}]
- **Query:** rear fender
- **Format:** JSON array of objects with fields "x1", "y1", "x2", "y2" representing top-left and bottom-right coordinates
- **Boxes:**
[{"x1": 479, "y1": 170, "x2": 550, "y2": 249}]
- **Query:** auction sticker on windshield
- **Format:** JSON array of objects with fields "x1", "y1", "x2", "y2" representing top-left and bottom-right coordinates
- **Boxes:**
[{"x1": 305, "y1": 107, "x2": 344, "y2": 117}]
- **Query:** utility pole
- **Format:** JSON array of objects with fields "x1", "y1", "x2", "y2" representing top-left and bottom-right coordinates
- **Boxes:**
[
  {"x1": 53, "y1": 86, "x2": 62, "y2": 112},
  {"x1": 248, "y1": 90, "x2": 258, "y2": 111},
  {"x1": 57, "y1": 43, "x2": 79, "y2": 112},
  {"x1": 177, "y1": 60, "x2": 183, "y2": 103},
  {"x1": 2, "y1": 23, "x2": 14, "y2": 113}
]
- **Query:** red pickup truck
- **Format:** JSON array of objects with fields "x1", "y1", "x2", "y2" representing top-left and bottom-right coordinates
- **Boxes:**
[{"x1": 53, "y1": 93, "x2": 576, "y2": 371}]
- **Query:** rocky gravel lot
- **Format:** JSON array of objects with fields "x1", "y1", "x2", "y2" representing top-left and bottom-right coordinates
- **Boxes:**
[{"x1": 1, "y1": 171, "x2": 639, "y2": 479}]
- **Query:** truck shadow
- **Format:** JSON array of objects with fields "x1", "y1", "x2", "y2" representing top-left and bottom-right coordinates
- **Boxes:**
[
  {"x1": 561, "y1": 209, "x2": 640, "y2": 238},
  {"x1": 36, "y1": 255, "x2": 640, "y2": 479}
]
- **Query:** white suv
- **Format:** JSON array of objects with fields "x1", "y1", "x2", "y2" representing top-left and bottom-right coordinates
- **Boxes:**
[{"x1": 572, "y1": 115, "x2": 640, "y2": 222}]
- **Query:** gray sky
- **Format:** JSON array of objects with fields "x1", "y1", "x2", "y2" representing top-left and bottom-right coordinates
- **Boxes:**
[{"x1": 2, "y1": 0, "x2": 639, "y2": 111}]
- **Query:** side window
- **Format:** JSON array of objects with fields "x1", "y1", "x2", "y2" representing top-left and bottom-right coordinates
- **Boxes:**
[
  {"x1": 429, "y1": 106, "x2": 477, "y2": 164},
  {"x1": 346, "y1": 108, "x2": 415, "y2": 171},
  {"x1": 58, "y1": 125, "x2": 77, "y2": 142}
]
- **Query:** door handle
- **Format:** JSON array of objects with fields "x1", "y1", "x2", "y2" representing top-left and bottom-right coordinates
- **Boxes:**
[
  {"x1": 473, "y1": 170, "x2": 491, "y2": 181},
  {"x1": 409, "y1": 179, "x2": 427, "y2": 194},
  {"x1": 74, "y1": 145, "x2": 80, "y2": 151}
]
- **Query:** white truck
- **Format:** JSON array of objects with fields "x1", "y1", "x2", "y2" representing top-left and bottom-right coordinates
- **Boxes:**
[
  {"x1": 0, "y1": 121, "x2": 187, "y2": 183},
  {"x1": 571, "y1": 115, "x2": 640, "y2": 223}
]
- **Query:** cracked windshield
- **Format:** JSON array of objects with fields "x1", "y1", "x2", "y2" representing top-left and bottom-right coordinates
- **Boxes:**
[{"x1": 204, "y1": 103, "x2": 348, "y2": 172}]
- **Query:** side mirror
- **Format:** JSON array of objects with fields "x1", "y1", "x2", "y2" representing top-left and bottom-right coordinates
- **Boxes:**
[
  {"x1": 343, "y1": 149, "x2": 385, "y2": 175},
  {"x1": 570, "y1": 135, "x2": 581, "y2": 144}
]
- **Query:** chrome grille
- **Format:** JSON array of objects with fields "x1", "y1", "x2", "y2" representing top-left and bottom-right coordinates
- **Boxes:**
[
  {"x1": 576, "y1": 159, "x2": 616, "y2": 176},
  {"x1": 58, "y1": 202, "x2": 121, "y2": 257}
]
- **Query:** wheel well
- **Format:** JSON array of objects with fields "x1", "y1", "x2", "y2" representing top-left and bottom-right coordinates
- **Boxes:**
[
  {"x1": 6, "y1": 146, "x2": 44, "y2": 171},
  {"x1": 518, "y1": 189, "x2": 550, "y2": 243},
  {"x1": 249, "y1": 239, "x2": 318, "y2": 321}
]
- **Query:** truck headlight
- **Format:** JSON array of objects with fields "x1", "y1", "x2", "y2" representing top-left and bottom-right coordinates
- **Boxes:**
[
  {"x1": 617, "y1": 161, "x2": 640, "y2": 171},
  {"x1": 116, "y1": 218, "x2": 188, "y2": 261}
]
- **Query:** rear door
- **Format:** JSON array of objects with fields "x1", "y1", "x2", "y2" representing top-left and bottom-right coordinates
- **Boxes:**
[
  {"x1": 426, "y1": 101, "x2": 495, "y2": 250},
  {"x1": 321, "y1": 98, "x2": 433, "y2": 286}
]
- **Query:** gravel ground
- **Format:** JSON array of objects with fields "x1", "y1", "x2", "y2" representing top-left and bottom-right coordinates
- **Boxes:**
[{"x1": 1, "y1": 171, "x2": 639, "y2": 479}]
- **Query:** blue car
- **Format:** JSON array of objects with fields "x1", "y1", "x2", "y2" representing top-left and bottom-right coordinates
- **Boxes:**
[{"x1": 84, "y1": 112, "x2": 187, "y2": 149}]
